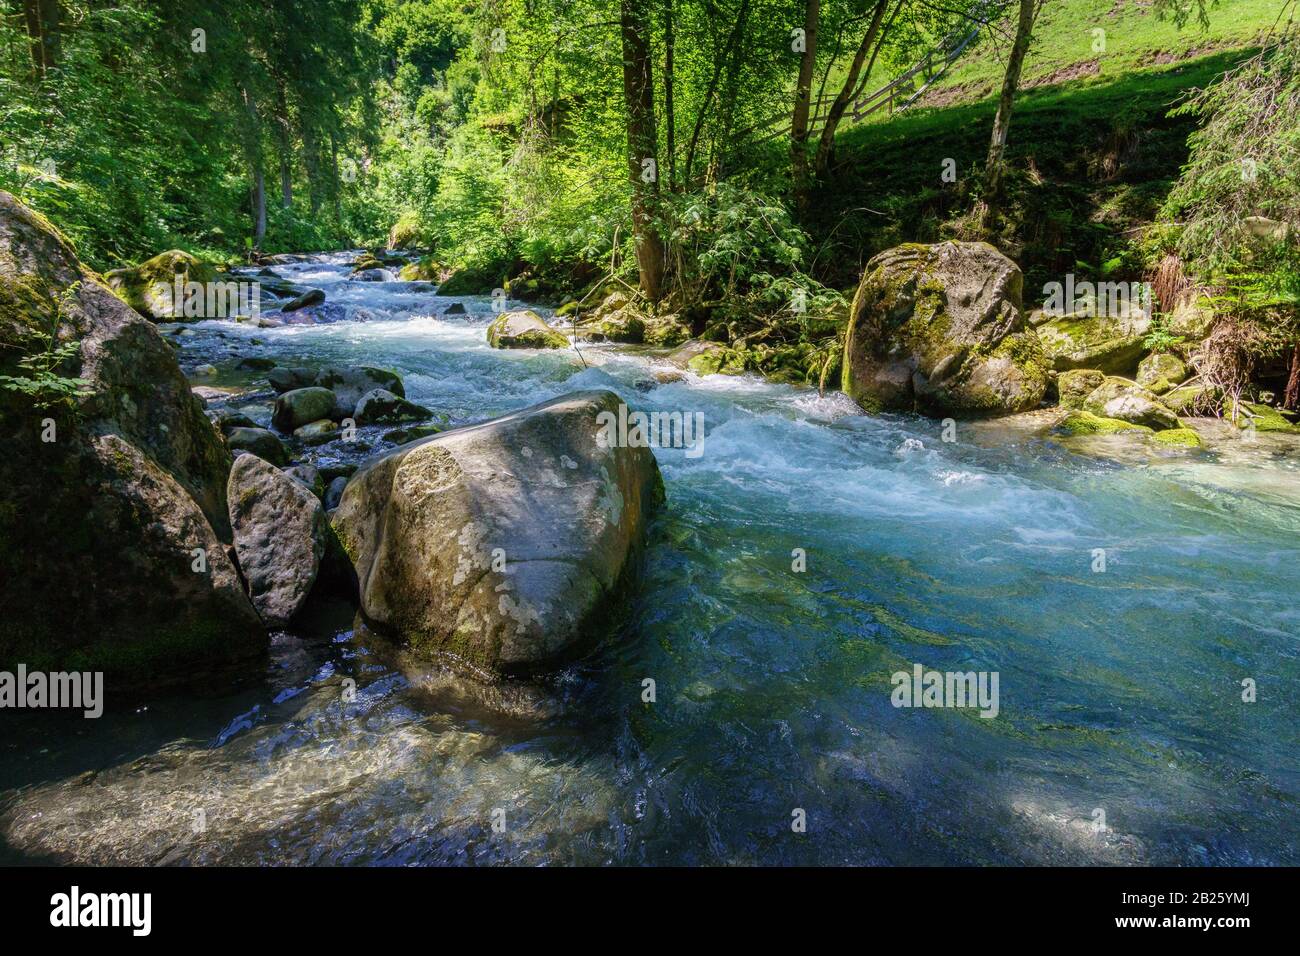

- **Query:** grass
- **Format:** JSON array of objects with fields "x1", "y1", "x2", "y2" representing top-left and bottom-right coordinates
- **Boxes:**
[{"x1": 802, "y1": 49, "x2": 1262, "y2": 297}]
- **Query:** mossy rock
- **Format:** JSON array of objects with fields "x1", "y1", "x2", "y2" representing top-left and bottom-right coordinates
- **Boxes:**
[
  {"x1": 438, "y1": 266, "x2": 500, "y2": 296},
  {"x1": 104, "y1": 250, "x2": 218, "y2": 321},
  {"x1": 1152, "y1": 427, "x2": 1203, "y2": 448},
  {"x1": 1136, "y1": 352, "x2": 1187, "y2": 395},
  {"x1": 1223, "y1": 401, "x2": 1300, "y2": 434},
  {"x1": 1036, "y1": 307, "x2": 1151, "y2": 375},
  {"x1": 1164, "y1": 382, "x2": 1221, "y2": 416},
  {"x1": 841, "y1": 241, "x2": 1046, "y2": 417},
  {"x1": 1054, "y1": 411, "x2": 1152, "y2": 436},
  {"x1": 1081, "y1": 376, "x2": 1179, "y2": 430},
  {"x1": 487, "y1": 310, "x2": 569, "y2": 349},
  {"x1": 399, "y1": 256, "x2": 441, "y2": 282},
  {"x1": 1058, "y1": 368, "x2": 1106, "y2": 410}
]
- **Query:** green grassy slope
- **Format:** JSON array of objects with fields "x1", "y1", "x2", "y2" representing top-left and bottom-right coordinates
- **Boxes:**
[{"x1": 800, "y1": 1, "x2": 1293, "y2": 297}]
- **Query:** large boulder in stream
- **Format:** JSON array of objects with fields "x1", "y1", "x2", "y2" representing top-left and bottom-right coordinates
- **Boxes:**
[
  {"x1": 487, "y1": 310, "x2": 570, "y2": 349},
  {"x1": 332, "y1": 390, "x2": 664, "y2": 675},
  {"x1": 841, "y1": 242, "x2": 1049, "y2": 417},
  {"x1": 1079, "y1": 377, "x2": 1180, "y2": 430},
  {"x1": 228, "y1": 454, "x2": 328, "y2": 626},
  {"x1": 314, "y1": 365, "x2": 404, "y2": 420},
  {"x1": 104, "y1": 249, "x2": 218, "y2": 321},
  {"x1": 0, "y1": 190, "x2": 263, "y2": 681}
]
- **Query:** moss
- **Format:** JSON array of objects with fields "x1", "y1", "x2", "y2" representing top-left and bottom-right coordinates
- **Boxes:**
[
  {"x1": 1054, "y1": 410, "x2": 1152, "y2": 436},
  {"x1": 1153, "y1": 427, "x2": 1203, "y2": 447},
  {"x1": 1225, "y1": 401, "x2": 1300, "y2": 433}
]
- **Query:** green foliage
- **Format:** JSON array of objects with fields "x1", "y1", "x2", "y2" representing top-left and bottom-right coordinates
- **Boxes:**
[
  {"x1": 1142, "y1": 315, "x2": 1187, "y2": 353},
  {"x1": 0, "y1": 282, "x2": 91, "y2": 411}
]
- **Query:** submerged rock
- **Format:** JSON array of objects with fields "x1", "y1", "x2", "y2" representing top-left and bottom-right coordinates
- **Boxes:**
[
  {"x1": 487, "y1": 310, "x2": 569, "y2": 349},
  {"x1": 228, "y1": 454, "x2": 327, "y2": 627},
  {"x1": 332, "y1": 389, "x2": 664, "y2": 675},
  {"x1": 0, "y1": 190, "x2": 262, "y2": 681},
  {"x1": 841, "y1": 241, "x2": 1048, "y2": 417}
]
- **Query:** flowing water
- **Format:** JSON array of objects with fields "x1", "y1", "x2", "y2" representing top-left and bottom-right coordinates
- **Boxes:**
[{"x1": 2, "y1": 252, "x2": 1297, "y2": 865}]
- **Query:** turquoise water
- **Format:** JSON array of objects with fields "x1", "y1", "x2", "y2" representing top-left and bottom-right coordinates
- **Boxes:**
[{"x1": 2, "y1": 253, "x2": 1296, "y2": 865}]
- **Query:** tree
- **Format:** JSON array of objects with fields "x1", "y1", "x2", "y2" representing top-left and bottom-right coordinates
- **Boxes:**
[
  {"x1": 982, "y1": 0, "x2": 1037, "y2": 219},
  {"x1": 790, "y1": 0, "x2": 820, "y2": 208},
  {"x1": 813, "y1": 0, "x2": 894, "y2": 176},
  {"x1": 620, "y1": 0, "x2": 665, "y2": 300}
]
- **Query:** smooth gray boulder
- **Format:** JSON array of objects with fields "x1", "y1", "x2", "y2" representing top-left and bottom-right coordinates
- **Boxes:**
[
  {"x1": 228, "y1": 454, "x2": 328, "y2": 627},
  {"x1": 314, "y1": 365, "x2": 404, "y2": 419},
  {"x1": 332, "y1": 389, "x2": 664, "y2": 675},
  {"x1": 354, "y1": 387, "x2": 432, "y2": 425},
  {"x1": 273, "y1": 386, "x2": 336, "y2": 431}
]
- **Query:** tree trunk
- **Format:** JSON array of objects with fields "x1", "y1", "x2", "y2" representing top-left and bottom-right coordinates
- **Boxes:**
[
  {"x1": 984, "y1": 0, "x2": 1038, "y2": 211},
  {"x1": 329, "y1": 127, "x2": 344, "y2": 240},
  {"x1": 276, "y1": 85, "x2": 293, "y2": 209},
  {"x1": 711, "y1": 0, "x2": 751, "y2": 178},
  {"x1": 813, "y1": 0, "x2": 891, "y2": 176},
  {"x1": 252, "y1": 168, "x2": 267, "y2": 249},
  {"x1": 1285, "y1": 344, "x2": 1300, "y2": 411},
  {"x1": 22, "y1": 0, "x2": 60, "y2": 77},
  {"x1": 241, "y1": 83, "x2": 267, "y2": 250},
  {"x1": 790, "y1": 0, "x2": 820, "y2": 211},
  {"x1": 620, "y1": 0, "x2": 665, "y2": 301},
  {"x1": 664, "y1": 0, "x2": 677, "y2": 190}
]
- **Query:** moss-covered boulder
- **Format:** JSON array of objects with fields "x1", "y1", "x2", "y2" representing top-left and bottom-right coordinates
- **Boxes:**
[
  {"x1": 438, "y1": 266, "x2": 500, "y2": 296},
  {"x1": 1036, "y1": 304, "x2": 1151, "y2": 375},
  {"x1": 104, "y1": 250, "x2": 218, "y2": 321},
  {"x1": 331, "y1": 390, "x2": 664, "y2": 675},
  {"x1": 1164, "y1": 382, "x2": 1220, "y2": 416},
  {"x1": 841, "y1": 242, "x2": 1048, "y2": 417},
  {"x1": 1079, "y1": 376, "x2": 1179, "y2": 430},
  {"x1": 575, "y1": 292, "x2": 645, "y2": 343},
  {"x1": 399, "y1": 256, "x2": 441, "y2": 282},
  {"x1": 0, "y1": 190, "x2": 263, "y2": 683},
  {"x1": 644, "y1": 314, "x2": 692, "y2": 347},
  {"x1": 1053, "y1": 411, "x2": 1153, "y2": 436},
  {"x1": 1223, "y1": 401, "x2": 1300, "y2": 434},
  {"x1": 1058, "y1": 368, "x2": 1106, "y2": 410},
  {"x1": 1136, "y1": 352, "x2": 1187, "y2": 395},
  {"x1": 487, "y1": 309, "x2": 569, "y2": 349},
  {"x1": 1153, "y1": 427, "x2": 1203, "y2": 448}
]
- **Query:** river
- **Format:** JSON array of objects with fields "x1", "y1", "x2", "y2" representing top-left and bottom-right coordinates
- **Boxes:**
[{"x1": 2, "y1": 252, "x2": 1296, "y2": 865}]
